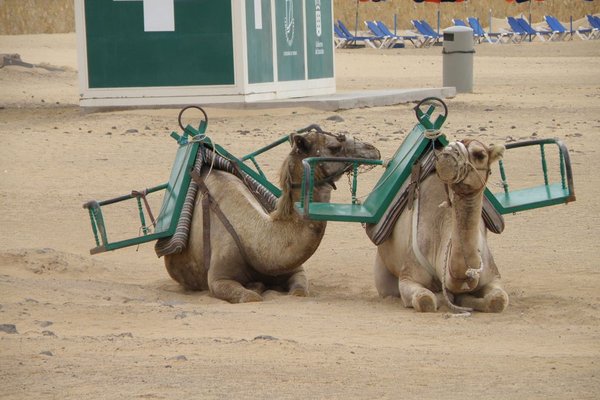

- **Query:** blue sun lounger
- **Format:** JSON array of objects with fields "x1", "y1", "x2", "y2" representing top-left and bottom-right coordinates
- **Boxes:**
[
  {"x1": 376, "y1": 21, "x2": 420, "y2": 48},
  {"x1": 516, "y1": 17, "x2": 553, "y2": 41},
  {"x1": 337, "y1": 20, "x2": 385, "y2": 49},
  {"x1": 467, "y1": 17, "x2": 510, "y2": 44}
]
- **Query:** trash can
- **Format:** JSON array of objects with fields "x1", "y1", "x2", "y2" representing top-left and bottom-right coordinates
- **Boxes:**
[{"x1": 442, "y1": 26, "x2": 474, "y2": 93}]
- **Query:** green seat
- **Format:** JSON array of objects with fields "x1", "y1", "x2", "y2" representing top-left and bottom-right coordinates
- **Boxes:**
[
  {"x1": 84, "y1": 124, "x2": 204, "y2": 254},
  {"x1": 296, "y1": 123, "x2": 442, "y2": 223},
  {"x1": 486, "y1": 138, "x2": 575, "y2": 214}
]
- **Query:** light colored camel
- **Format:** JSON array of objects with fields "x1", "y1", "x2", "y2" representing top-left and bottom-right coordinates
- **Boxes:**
[
  {"x1": 374, "y1": 139, "x2": 508, "y2": 313},
  {"x1": 165, "y1": 130, "x2": 380, "y2": 303}
]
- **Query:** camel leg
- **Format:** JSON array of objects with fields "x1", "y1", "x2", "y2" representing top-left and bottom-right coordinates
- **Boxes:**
[
  {"x1": 398, "y1": 279, "x2": 437, "y2": 312},
  {"x1": 206, "y1": 246, "x2": 261, "y2": 303},
  {"x1": 455, "y1": 280, "x2": 509, "y2": 313},
  {"x1": 210, "y1": 278, "x2": 263, "y2": 303},
  {"x1": 374, "y1": 252, "x2": 400, "y2": 298},
  {"x1": 287, "y1": 268, "x2": 309, "y2": 297}
]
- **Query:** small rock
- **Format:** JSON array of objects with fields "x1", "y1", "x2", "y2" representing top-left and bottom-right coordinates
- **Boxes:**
[
  {"x1": 479, "y1": 127, "x2": 487, "y2": 132},
  {"x1": 42, "y1": 330, "x2": 56, "y2": 337},
  {"x1": 111, "y1": 126, "x2": 117, "y2": 129},
  {"x1": 169, "y1": 355, "x2": 188, "y2": 361},
  {"x1": 510, "y1": 125, "x2": 516, "y2": 129},
  {"x1": 40, "y1": 351, "x2": 53, "y2": 356},
  {"x1": 116, "y1": 332, "x2": 133, "y2": 338},
  {"x1": 144, "y1": 126, "x2": 151, "y2": 130},
  {"x1": 0, "y1": 324, "x2": 18, "y2": 334},
  {"x1": 253, "y1": 335, "x2": 278, "y2": 341},
  {"x1": 106, "y1": 132, "x2": 112, "y2": 135},
  {"x1": 125, "y1": 129, "x2": 138, "y2": 134},
  {"x1": 37, "y1": 320, "x2": 53, "y2": 328},
  {"x1": 326, "y1": 115, "x2": 344, "y2": 122}
]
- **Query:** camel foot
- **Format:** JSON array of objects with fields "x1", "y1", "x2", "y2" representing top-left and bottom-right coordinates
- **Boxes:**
[
  {"x1": 288, "y1": 285, "x2": 309, "y2": 297},
  {"x1": 484, "y1": 289, "x2": 509, "y2": 313},
  {"x1": 238, "y1": 291, "x2": 263, "y2": 303},
  {"x1": 413, "y1": 290, "x2": 437, "y2": 313},
  {"x1": 456, "y1": 287, "x2": 509, "y2": 313},
  {"x1": 210, "y1": 279, "x2": 263, "y2": 304}
]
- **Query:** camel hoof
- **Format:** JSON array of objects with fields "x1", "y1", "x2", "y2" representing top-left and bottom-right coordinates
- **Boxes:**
[
  {"x1": 239, "y1": 291, "x2": 263, "y2": 303},
  {"x1": 486, "y1": 290, "x2": 509, "y2": 313},
  {"x1": 413, "y1": 291, "x2": 437, "y2": 313},
  {"x1": 288, "y1": 286, "x2": 309, "y2": 297}
]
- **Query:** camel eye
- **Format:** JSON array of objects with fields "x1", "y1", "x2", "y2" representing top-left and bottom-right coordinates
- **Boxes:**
[
  {"x1": 328, "y1": 144, "x2": 342, "y2": 154},
  {"x1": 472, "y1": 150, "x2": 486, "y2": 161}
]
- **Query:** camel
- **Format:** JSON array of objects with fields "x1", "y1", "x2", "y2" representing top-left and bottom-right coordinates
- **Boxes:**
[
  {"x1": 164, "y1": 129, "x2": 380, "y2": 303},
  {"x1": 374, "y1": 139, "x2": 509, "y2": 313}
]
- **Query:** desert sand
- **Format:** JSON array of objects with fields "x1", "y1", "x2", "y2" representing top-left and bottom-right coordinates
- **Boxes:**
[{"x1": 1, "y1": 34, "x2": 600, "y2": 399}]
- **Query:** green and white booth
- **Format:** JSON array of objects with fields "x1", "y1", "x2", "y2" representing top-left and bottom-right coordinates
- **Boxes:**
[{"x1": 75, "y1": 0, "x2": 335, "y2": 107}]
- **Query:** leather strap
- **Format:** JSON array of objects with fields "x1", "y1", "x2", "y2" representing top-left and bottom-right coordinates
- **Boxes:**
[{"x1": 190, "y1": 169, "x2": 249, "y2": 270}]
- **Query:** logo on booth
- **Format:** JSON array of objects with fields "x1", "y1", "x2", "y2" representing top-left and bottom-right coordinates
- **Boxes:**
[
  {"x1": 315, "y1": 0, "x2": 322, "y2": 37},
  {"x1": 284, "y1": 0, "x2": 295, "y2": 46}
]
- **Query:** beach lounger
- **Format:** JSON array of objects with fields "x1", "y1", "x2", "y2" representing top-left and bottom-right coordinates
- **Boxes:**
[
  {"x1": 333, "y1": 24, "x2": 349, "y2": 48},
  {"x1": 586, "y1": 15, "x2": 600, "y2": 39},
  {"x1": 467, "y1": 17, "x2": 509, "y2": 44},
  {"x1": 365, "y1": 20, "x2": 397, "y2": 48},
  {"x1": 543, "y1": 15, "x2": 570, "y2": 41},
  {"x1": 516, "y1": 17, "x2": 553, "y2": 42},
  {"x1": 337, "y1": 20, "x2": 385, "y2": 49},
  {"x1": 411, "y1": 19, "x2": 440, "y2": 47},
  {"x1": 376, "y1": 21, "x2": 420, "y2": 48},
  {"x1": 454, "y1": 18, "x2": 487, "y2": 43},
  {"x1": 506, "y1": 16, "x2": 531, "y2": 43}
]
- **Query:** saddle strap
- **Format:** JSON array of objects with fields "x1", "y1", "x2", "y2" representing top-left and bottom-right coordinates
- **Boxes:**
[{"x1": 191, "y1": 170, "x2": 249, "y2": 270}]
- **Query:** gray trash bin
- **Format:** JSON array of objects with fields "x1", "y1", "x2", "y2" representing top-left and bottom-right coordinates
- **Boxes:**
[{"x1": 442, "y1": 26, "x2": 474, "y2": 93}]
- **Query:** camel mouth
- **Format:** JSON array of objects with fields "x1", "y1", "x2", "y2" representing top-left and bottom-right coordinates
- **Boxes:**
[{"x1": 435, "y1": 152, "x2": 461, "y2": 184}]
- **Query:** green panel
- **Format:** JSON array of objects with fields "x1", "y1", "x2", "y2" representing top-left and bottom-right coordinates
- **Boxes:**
[
  {"x1": 275, "y1": 0, "x2": 305, "y2": 81},
  {"x1": 153, "y1": 141, "x2": 199, "y2": 233},
  {"x1": 489, "y1": 184, "x2": 572, "y2": 214},
  {"x1": 305, "y1": 0, "x2": 334, "y2": 79},
  {"x1": 85, "y1": 0, "x2": 234, "y2": 88},
  {"x1": 246, "y1": 0, "x2": 274, "y2": 84}
]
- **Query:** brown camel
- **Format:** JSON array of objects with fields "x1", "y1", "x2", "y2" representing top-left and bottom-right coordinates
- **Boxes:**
[
  {"x1": 165, "y1": 129, "x2": 380, "y2": 303},
  {"x1": 374, "y1": 139, "x2": 509, "y2": 313}
]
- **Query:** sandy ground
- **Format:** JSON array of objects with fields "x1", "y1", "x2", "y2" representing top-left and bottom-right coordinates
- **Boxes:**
[{"x1": 1, "y1": 34, "x2": 600, "y2": 399}]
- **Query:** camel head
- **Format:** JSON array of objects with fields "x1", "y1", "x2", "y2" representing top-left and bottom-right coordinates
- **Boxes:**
[
  {"x1": 435, "y1": 139, "x2": 505, "y2": 195},
  {"x1": 273, "y1": 129, "x2": 380, "y2": 220},
  {"x1": 290, "y1": 129, "x2": 380, "y2": 184}
]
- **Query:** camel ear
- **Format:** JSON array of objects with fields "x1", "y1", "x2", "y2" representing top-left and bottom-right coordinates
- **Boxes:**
[
  {"x1": 293, "y1": 134, "x2": 311, "y2": 154},
  {"x1": 488, "y1": 144, "x2": 505, "y2": 165}
]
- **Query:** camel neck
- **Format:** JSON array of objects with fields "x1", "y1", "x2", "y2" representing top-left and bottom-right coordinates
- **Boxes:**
[{"x1": 448, "y1": 192, "x2": 483, "y2": 284}]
